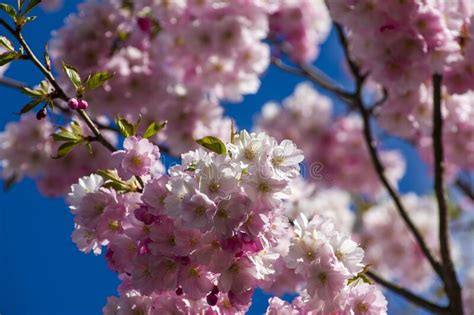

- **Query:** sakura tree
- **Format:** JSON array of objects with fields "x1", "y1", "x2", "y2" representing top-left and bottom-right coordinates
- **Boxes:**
[{"x1": 0, "y1": 0, "x2": 473, "y2": 314}]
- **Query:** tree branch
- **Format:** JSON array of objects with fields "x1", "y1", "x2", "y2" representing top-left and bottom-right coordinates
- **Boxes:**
[
  {"x1": 455, "y1": 177, "x2": 474, "y2": 201},
  {"x1": 432, "y1": 74, "x2": 464, "y2": 314},
  {"x1": 367, "y1": 270, "x2": 449, "y2": 314},
  {"x1": 334, "y1": 23, "x2": 445, "y2": 281}
]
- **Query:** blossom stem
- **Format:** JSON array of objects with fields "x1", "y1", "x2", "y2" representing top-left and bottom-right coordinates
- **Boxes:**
[
  {"x1": 432, "y1": 74, "x2": 464, "y2": 314},
  {"x1": 366, "y1": 270, "x2": 449, "y2": 314}
]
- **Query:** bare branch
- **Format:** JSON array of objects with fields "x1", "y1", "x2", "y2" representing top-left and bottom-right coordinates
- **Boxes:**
[
  {"x1": 432, "y1": 74, "x2": 464, "y2": 314},
  {"x1": 367, "y1": 270, "x2": 449, "y2": 314}
]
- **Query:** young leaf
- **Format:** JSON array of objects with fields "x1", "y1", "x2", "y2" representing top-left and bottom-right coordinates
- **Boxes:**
[
  {"x1": 62, "y1": 62, "x2": 82, "y2": 90},
  {"x1": 52, "y1": 141, "x2": 78, "y2": 159},
  {"x1": 196, "y1": 136, "x2": 227, "y2": 155},
  {"x1": 52, "y1": 126, "x2": 82, "y2": 142},
  {"x1": 17, "y1": 0, "x2": 24, "y2": 10},
  {"x1": 143, "y1": 121, "x2": 166, "y2": 139},
  {"x1": 116, "y1": 116, "x2": 135, "y2": 137},
  {"x1": 0, "y1": 51, "x2": 18, "y2": 66},
  {"x1": 21, "y1": 86, "x2": 43, "y2": 97},
  {"x1": 23, "y1": 0, "x2": 41, "y2": 15},
  {"x1": 0, "y1": 36, "x2": 14, "y2": 51},
  {"x1": 24, "y1": 15, "x2": 36, "y2": 23},
  {"x1": 19, "y1": 98, "x2": 42, "y2": 114},
  {"x1": 0, "y1": 3, "x2": 17, "y2": 20},
  {"x1": 85, "y1": 71, "x2": 114, "y2": 90},
  {"x1": 44, "y1": 44, "x2": 51, "y2": 71}
]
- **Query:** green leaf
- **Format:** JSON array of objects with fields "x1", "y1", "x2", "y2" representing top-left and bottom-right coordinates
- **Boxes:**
[
  {"x1": 0, "y1": 3, "x2": 17, "y2": 20},
  {"x1": 143, "y1": 121, "x2": 166, "y2": 139},
  {"x1": 0, "y1": 51, "x2": 18, "y2": 66},
  {"x1": 17, "y1": 0, "x2": 24, "y2": 10},
  {"x1": 69, "y1": 121, "x2": 83, "y2": 136},
  {"x1": 23, "y1": 0, "x2": 41, "y2": 15},
  {"x1": 196, "y1": 136, "x2": 227, "y2": 155},
  {"x1": 62, "y1": 62, "x2": 82, "y2": 90},
  {"x1": 52, "y1": 141, "x2": 78, "y2": 159},
  {"x1": 97, "y1": 169, "x2": 136, "y2": 192},
  {"x1": 0, "y1": 36, "x2": 14, "y2": 51},
  {"x1": 21, "y1": 86, "x2": 43, "y2": 97},
  {"x1": 24, "y1": 15, "x2": 36, "y2": 23},
  {"x1": 116, "y1": 116, "x2": 135, "y2": 137},
  {"x1": 85, "y1": 71, "x2": 114, "y2": 90},
  {"x1": 19, "y1": 98, "x2": 42, "y2": 114},
  {"x1": 51, "y1": 127, "x2": 82, "y2": 142}
]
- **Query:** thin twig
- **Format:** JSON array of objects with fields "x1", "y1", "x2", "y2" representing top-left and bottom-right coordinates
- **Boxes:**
[
  {"x1": 367, "y1": 271, "x2": 449, "y2": 314},
  {"x1": 432, "y1": 74, "x2": 464, "y2": 314},
  {"x1": 0, "y1": 77, "x2": 26, "y2": 90},
  {"x1": 455, "y1": 178, "x2": 474, "y2": 201},
  {"x1": 271, "y1": 44, "x2": 354, "y2": 103}
]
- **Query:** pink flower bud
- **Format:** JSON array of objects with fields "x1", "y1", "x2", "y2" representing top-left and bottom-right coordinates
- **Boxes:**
[
  {"x1": 137, "y1": 17, "x2": 152, "y2": 33},
  {"x1": 68, "y1": 98, "x2": 79, "y2": 110},
  {"x1": 78, "y1": 99, "x2": 89, "y2": 109}
]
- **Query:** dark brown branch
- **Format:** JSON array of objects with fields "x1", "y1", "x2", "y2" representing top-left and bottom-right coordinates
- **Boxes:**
[
  {"x1": 334, "y1": 21, "x2": 445, "y2": 280},
  {"x1": 357, "y1": 99, "x2": 443, "y2": 279},
  {"x1": 367, "y1": 271, "x2": 449, "y2": 314},
  {"x1": 432, "y1": 74, "x2": 464, "y2": 314},
  {"x1": 455, "y1": 177, "x2": 474, "y2": 201}
]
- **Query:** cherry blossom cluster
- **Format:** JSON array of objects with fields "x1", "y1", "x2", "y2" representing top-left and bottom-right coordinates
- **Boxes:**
[
  {"x1": 265, "y1": 281, "x2": 387, "y2": 315},
  {"x1": 269, "y1": 0, "x2": 331, "y2": 63},
  {"x1": 41, "y1": 0, "x2": 63, "y2": 11},
  {"x1": 376, "y1": 83, "x2": 474, "y2": 178},
  {"x1": 49, "y1": 0, "x2": 330, "y2": 155},
  {"x1": 68, "y1": 130, "x2": 387, "y2": 314},
  {"x1": 357, "y1": 193, "x2": 444, "y2": 291},
  {"x1": 0, "y1": 114, "x2": 115, "y2": 196},
  {"x1": 257, "y1": 82, "x2": 405, "y2": 195},
  {"x1": 328, "y1": 0, "x2": 467, "y2": 95},
  {"x1": 283, "y1": 178, "x2": 354, "y2": 234}
]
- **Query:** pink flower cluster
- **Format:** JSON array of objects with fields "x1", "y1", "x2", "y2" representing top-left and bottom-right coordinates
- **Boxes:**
[
  {"x1": 377, "y1": 83, "x2": 474, "y2": 178},
  {"x1": 284, "y1": 178, "x2": 355, "y2": 234},
  {"x1": 68, "y1": 131, "x2": 386, "y2": 314},
  {"x1": 257, "y1": 82, "x2": 405, "y2": 196},
  {"x1": 270, "y1": 0, "x2": 330, "y2": 63},
  {"x1": 41, "y1": 0, "x2": 63, "y2": 12},
  {"x1": 0, "y1": 114, "x2": 115, "y2": 196},
  {"x1": 358, "y1": 194, "x2": 445, "y2": 291},
  {"x1": 50, "y1": 0, "x2": 330, "y2": 154},
  {"x1": 328, "y1": 0, "x2": 467, "y2": 95},
  {"x1": 266, "y1": 281, "x2": 387, "y2": 315}
]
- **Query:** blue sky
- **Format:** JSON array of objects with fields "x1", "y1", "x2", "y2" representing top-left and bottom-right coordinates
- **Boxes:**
[{"x1": 0, "y1": 1, "x2": 432, "y2": 314}]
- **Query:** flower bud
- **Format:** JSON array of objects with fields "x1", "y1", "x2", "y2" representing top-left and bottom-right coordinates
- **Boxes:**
[
  {"x1": 137, "y1": 17, "x2": 152, "y2": 33},
  {"x1": 36, "y1": 107, "x2": 47, "y2": 120},
  {"x1": 78, "y1": 99, "x2": 89, "y2": 110},
  {"x1": 68, "y1": 98, "x2": 79, "y2": 110}
]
